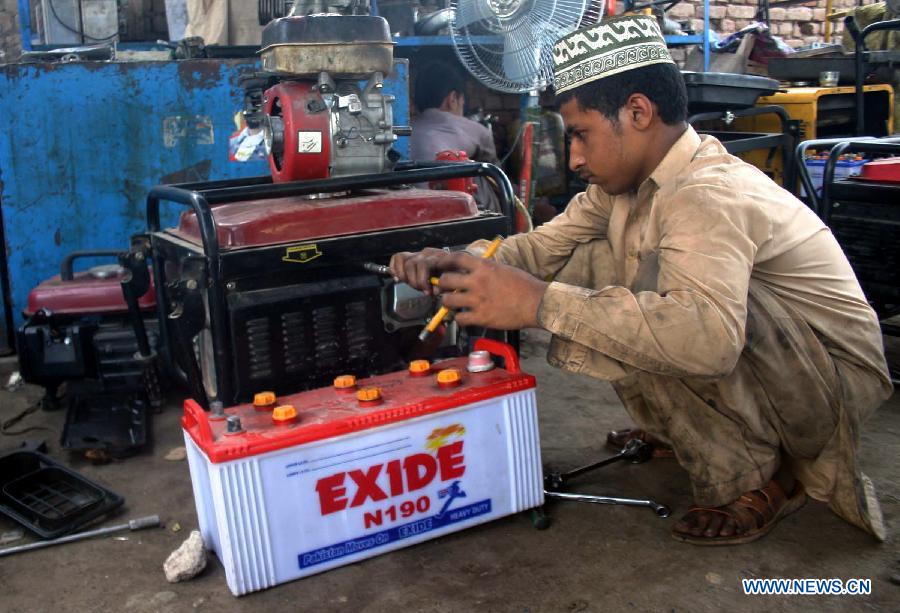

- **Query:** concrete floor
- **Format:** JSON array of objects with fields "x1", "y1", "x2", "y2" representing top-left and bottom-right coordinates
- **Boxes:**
[{"x1": 0, "y1": 331, "x2": 898, "y2": 612}]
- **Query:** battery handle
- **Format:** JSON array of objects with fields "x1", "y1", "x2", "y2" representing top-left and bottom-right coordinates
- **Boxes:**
[{"x1": 473, "y1": 338, "x2": 520, "y2": 374}]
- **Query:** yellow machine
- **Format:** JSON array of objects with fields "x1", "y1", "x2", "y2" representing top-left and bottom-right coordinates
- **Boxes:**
[{"x1": 732, "y1": 84, "x2": 894, "y2": 188}]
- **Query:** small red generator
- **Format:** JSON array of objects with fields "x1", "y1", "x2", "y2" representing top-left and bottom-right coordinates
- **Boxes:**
[{"x1": 16, "y1": 248, "x2": 162, "y2": 455}]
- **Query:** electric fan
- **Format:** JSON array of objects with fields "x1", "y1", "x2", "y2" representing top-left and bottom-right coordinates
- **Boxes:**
[{"x1": 449, "y1": 0, "x2": 607, "y2": 93}]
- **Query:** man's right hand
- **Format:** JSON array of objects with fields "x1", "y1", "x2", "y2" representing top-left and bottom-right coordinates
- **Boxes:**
[{"x1": 389, "y1": 248, "x2": 448, "y2": 296}]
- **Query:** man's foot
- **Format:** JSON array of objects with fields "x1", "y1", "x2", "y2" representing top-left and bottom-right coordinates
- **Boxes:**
[
  {"x1": 671, "y1": 479, "x2": 807, "y2": 546},
  {"x1": 606, "y1": 428, "x2": 675, "y2": 459}
]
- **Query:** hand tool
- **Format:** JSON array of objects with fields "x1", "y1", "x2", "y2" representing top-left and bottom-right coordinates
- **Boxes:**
[
  {"x1": 542, "y1": 491, "x2": 671, "y2": 517},
  {"x1": 542, "y1": 440, "x2": 671, "y2": 518},
  {"x1": 362, "y1": 262, "x2": 440, "y2": 287},
  {"x1": 0, "y1": 515, "x2": 161, "y2": 557},
  {"x1": 418, "y1": 237, "x2": 503, "y2": 341}
]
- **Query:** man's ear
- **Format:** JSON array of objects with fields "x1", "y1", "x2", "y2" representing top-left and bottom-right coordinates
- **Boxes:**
[{"x1": 624, "y1": 93, "x2": 655, "y2": 130}]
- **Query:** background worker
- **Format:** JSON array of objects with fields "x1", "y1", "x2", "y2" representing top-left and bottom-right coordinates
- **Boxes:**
[
  {"x1": 410, "y1": 61, "x2": 501, "y2": 212},
  {"x1": 391, "y1": 15, "x2": 892, "y2": 545}
]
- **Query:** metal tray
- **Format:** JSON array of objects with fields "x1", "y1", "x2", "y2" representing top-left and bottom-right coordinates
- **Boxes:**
[
  {"x1": 767, "y1": 56, "x2": 858, "y2": 84},
  {"x1": 682, "y1": 72, "x2": 780, "y2": 112},
  {"x1": 0, "y1": 451, "x2": 123, "y2": 538},
  {"x1": 61, "y1": 389, "x2": 151, "y2": 458}
]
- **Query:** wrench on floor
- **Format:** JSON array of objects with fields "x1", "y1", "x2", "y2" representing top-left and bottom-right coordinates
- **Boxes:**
[{"x1": 543, "y1": 491, "x2": 671, "y2": 517}]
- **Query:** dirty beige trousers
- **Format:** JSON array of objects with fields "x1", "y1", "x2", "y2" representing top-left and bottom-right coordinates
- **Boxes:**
[{"x1": 553, "y1": 239, "x2": 886, "y2": 540}]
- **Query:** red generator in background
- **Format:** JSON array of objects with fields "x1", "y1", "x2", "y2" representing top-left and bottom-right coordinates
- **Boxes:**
[{"x1": 16, "y1": 246, "x2": 163, "y2": 456}]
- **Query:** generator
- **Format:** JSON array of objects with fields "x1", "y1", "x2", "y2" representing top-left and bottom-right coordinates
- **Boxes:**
[
  {"x1": 145, "y1": 14, "x2": 515, "y2": 408},
  {"x1": 16, "y1": 248, "x2": 162, "y2": 455}
]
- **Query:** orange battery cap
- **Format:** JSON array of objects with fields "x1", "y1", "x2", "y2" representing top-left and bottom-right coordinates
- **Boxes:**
[
  {"x1": 356, "y1": 387, "x2": 383, "y2": 405},
  {"x1": 333, "y1": 375, "x2": 357, "y2": 391},
  {"x1": 272, "y1": 404, "x2": 298, "y2": 425},
  {"x1": 253, "y1": 391, "x2": 277, "y2": 411},
  {"x1": 436, "y1": 368, "x2": 462, "y2": 388},
  {"x1": 408, "y1": 360, "x2": 431, "y2": 377}
]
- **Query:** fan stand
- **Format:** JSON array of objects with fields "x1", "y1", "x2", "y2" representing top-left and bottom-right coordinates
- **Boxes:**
[{"x1": 531, "y1": 439, "x2": 671, "y2": 529}]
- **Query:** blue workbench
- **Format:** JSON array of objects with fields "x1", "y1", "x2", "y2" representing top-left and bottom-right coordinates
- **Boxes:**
[{"x1": 0, "y1": 59, "x2": 409, "y2": 338}]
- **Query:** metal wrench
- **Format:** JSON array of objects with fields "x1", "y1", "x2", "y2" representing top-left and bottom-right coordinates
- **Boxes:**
[{"x1": 543, "y1": 490, "x2": 671, "y2": 517}]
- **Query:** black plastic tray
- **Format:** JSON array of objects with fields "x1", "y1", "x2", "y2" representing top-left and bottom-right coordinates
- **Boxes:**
[
  {"x1": 62, "y1": 390, "x2": 150, "y2": 458},
  {"x1": 682, "y1": 72, "x2": 780, "y2": 112},
  {"x1": 0, "y1": 451, "x2": 123, "y2": 538},
  {"x1": 766, "y1": 56, "x2": 858, "y2": 84}
]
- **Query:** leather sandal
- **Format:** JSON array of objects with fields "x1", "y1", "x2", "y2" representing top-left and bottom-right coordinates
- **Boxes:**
[
  {"x1": 606, "y1": 428, "x2": 675, "y2": 459},
  {"x1": 671, "y1": 480, "x2": 807, "y2": 546}
]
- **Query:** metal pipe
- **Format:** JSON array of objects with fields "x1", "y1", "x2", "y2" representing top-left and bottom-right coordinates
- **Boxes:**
[
  {"x1": 147, "y1": 187, "x2": 227, "y2": 403},
  {"x1": 0, "y1": 515, "x2": 161, "y2": 557}
]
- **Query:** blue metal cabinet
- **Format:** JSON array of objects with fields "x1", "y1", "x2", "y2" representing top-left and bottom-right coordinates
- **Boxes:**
[{"x1": 0, "y1": 59, "x2": 409, "y2": 333}]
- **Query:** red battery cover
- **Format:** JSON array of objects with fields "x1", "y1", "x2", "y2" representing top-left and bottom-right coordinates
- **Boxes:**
[{"x1": 183, "y1": 339, "x2": 535, "y2": 463}]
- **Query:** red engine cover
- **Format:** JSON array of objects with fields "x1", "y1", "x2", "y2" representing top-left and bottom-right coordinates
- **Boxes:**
[
  {"x1": 859, "y1": 156, "x2": 900, "y2": 183},
  {"x1": 173, "y1": 188, "x2": 480, "y2": 249},
  {"x1": 25, "y1": 268, "x2": 156, "y2": 317},
  {"x1": 264, "y1": 81, "x2": 331, "y2": 182},
  {"x1": 430, "y1": 151, "x2": 478, "y2": 196}
]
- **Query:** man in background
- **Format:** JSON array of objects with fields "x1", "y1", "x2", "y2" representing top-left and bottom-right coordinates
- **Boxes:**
[{"x1": 411, "y1": 61, "x2": 501, "y2": 212}]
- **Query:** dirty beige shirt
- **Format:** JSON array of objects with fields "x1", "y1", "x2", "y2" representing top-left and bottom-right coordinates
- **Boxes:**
[{"x1": 496, "y1": 126, "x2": 890, "y2": 389}]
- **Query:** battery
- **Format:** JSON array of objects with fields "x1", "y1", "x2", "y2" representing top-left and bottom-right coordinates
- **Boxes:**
[{"x1": 182, "y1": 339, "x2": 543, "y2": 596}]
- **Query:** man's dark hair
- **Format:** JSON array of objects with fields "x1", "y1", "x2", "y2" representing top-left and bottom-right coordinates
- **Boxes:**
[
  {"x1": 415, "y1": 62, "x2": 466, "y2": 111},
  {"x1": 556, "y1": 63, "x2": 688, "y2": 126}
]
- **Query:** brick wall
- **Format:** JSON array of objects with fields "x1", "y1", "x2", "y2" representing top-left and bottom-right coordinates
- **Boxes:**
[
  {"x1": 667, "y1": 0, "x2": 880, "y2": 59},
  {"x1": 0, "y1": 0, "x2": 21, "y2": 63}
]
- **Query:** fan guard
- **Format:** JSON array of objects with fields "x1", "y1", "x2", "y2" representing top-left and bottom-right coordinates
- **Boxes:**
[{"x1": 449, "y1": 0, "x2": 606, "y2": 93}]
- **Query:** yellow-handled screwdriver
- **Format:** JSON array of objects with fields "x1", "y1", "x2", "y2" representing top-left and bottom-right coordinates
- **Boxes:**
[
  {"x1": 418, "y1": 237, "x2": 503, "y2": 342},
  {"x1": 362, "y1": 262, "x2": 441, "y2": 287}
]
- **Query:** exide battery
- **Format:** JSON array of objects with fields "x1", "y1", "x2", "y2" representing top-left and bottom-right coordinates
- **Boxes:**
[{"x1": 182, "y1": 339, "x2": 543, "y2": 596}]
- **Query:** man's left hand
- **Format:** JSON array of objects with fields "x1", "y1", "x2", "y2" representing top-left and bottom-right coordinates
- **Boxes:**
[{"x1": 429, "y1": 251, "x2": 549, "y2": 330}]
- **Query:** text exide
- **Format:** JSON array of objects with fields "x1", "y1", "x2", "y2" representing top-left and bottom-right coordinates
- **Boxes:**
[{"x1": 315, "y1": 441, "x2": 465, "y2": 514}]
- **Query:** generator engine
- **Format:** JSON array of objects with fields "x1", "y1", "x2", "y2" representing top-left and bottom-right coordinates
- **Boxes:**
[
  {"x1": 147, "y1": 14, "x2": 515, "y2": 408},
  {"x1": 252, "y1": 14, "x2": 403, "y2": 181}
]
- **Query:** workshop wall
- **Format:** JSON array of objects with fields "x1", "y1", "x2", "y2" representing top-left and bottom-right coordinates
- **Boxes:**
[
  {"x1": 0, "y1": 0, "x2": 20, "y2": 63},
  {"x1": 670, "y1": 0, "x2": 875, "y2": 57}
]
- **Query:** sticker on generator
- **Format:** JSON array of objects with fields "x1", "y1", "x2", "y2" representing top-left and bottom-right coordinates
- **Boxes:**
[
  {"x1": 282, "y1": 244, "x2": 322, "y2": 264},
  {"x1": 297, "y1": 131, "x2": 323, "y2": 153}
]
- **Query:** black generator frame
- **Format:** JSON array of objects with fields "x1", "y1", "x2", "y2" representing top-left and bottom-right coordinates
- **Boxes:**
[{"x1": 145, "y1": 161, "x2": 516, "y2": 407}]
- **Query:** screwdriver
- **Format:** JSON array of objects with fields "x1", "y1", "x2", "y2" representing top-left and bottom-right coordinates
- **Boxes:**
[
  {"x1": 418, "y1": 236, "x2": 503, "y2": 342},
  {"x1": 362, "y1": 262, "x2": 441, "y2": 287}
]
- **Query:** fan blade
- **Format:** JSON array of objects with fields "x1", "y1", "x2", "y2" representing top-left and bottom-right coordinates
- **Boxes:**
[
  {"x1": 454, "y1": 0, "x2": 494, "y2": 29},
  {"x1": 500, "y1": 25, "x2": 543, "y2": 85}
]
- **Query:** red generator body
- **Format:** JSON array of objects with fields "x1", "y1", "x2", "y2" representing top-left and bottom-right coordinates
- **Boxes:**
[
  {"x1": 16, "y1": 250, "x2": 162, "y2": 455},
  {"x1": 147, "y1": 170, "x2": 514, "y2": 409}
]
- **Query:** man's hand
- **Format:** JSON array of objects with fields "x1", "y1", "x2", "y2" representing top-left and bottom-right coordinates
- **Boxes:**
[
  {"x1": 390, "y1": 250, "x2": 548, "y2": 330},
  {"x1": 390, "y1": 248, "x2": 448, "y2": 296}
]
